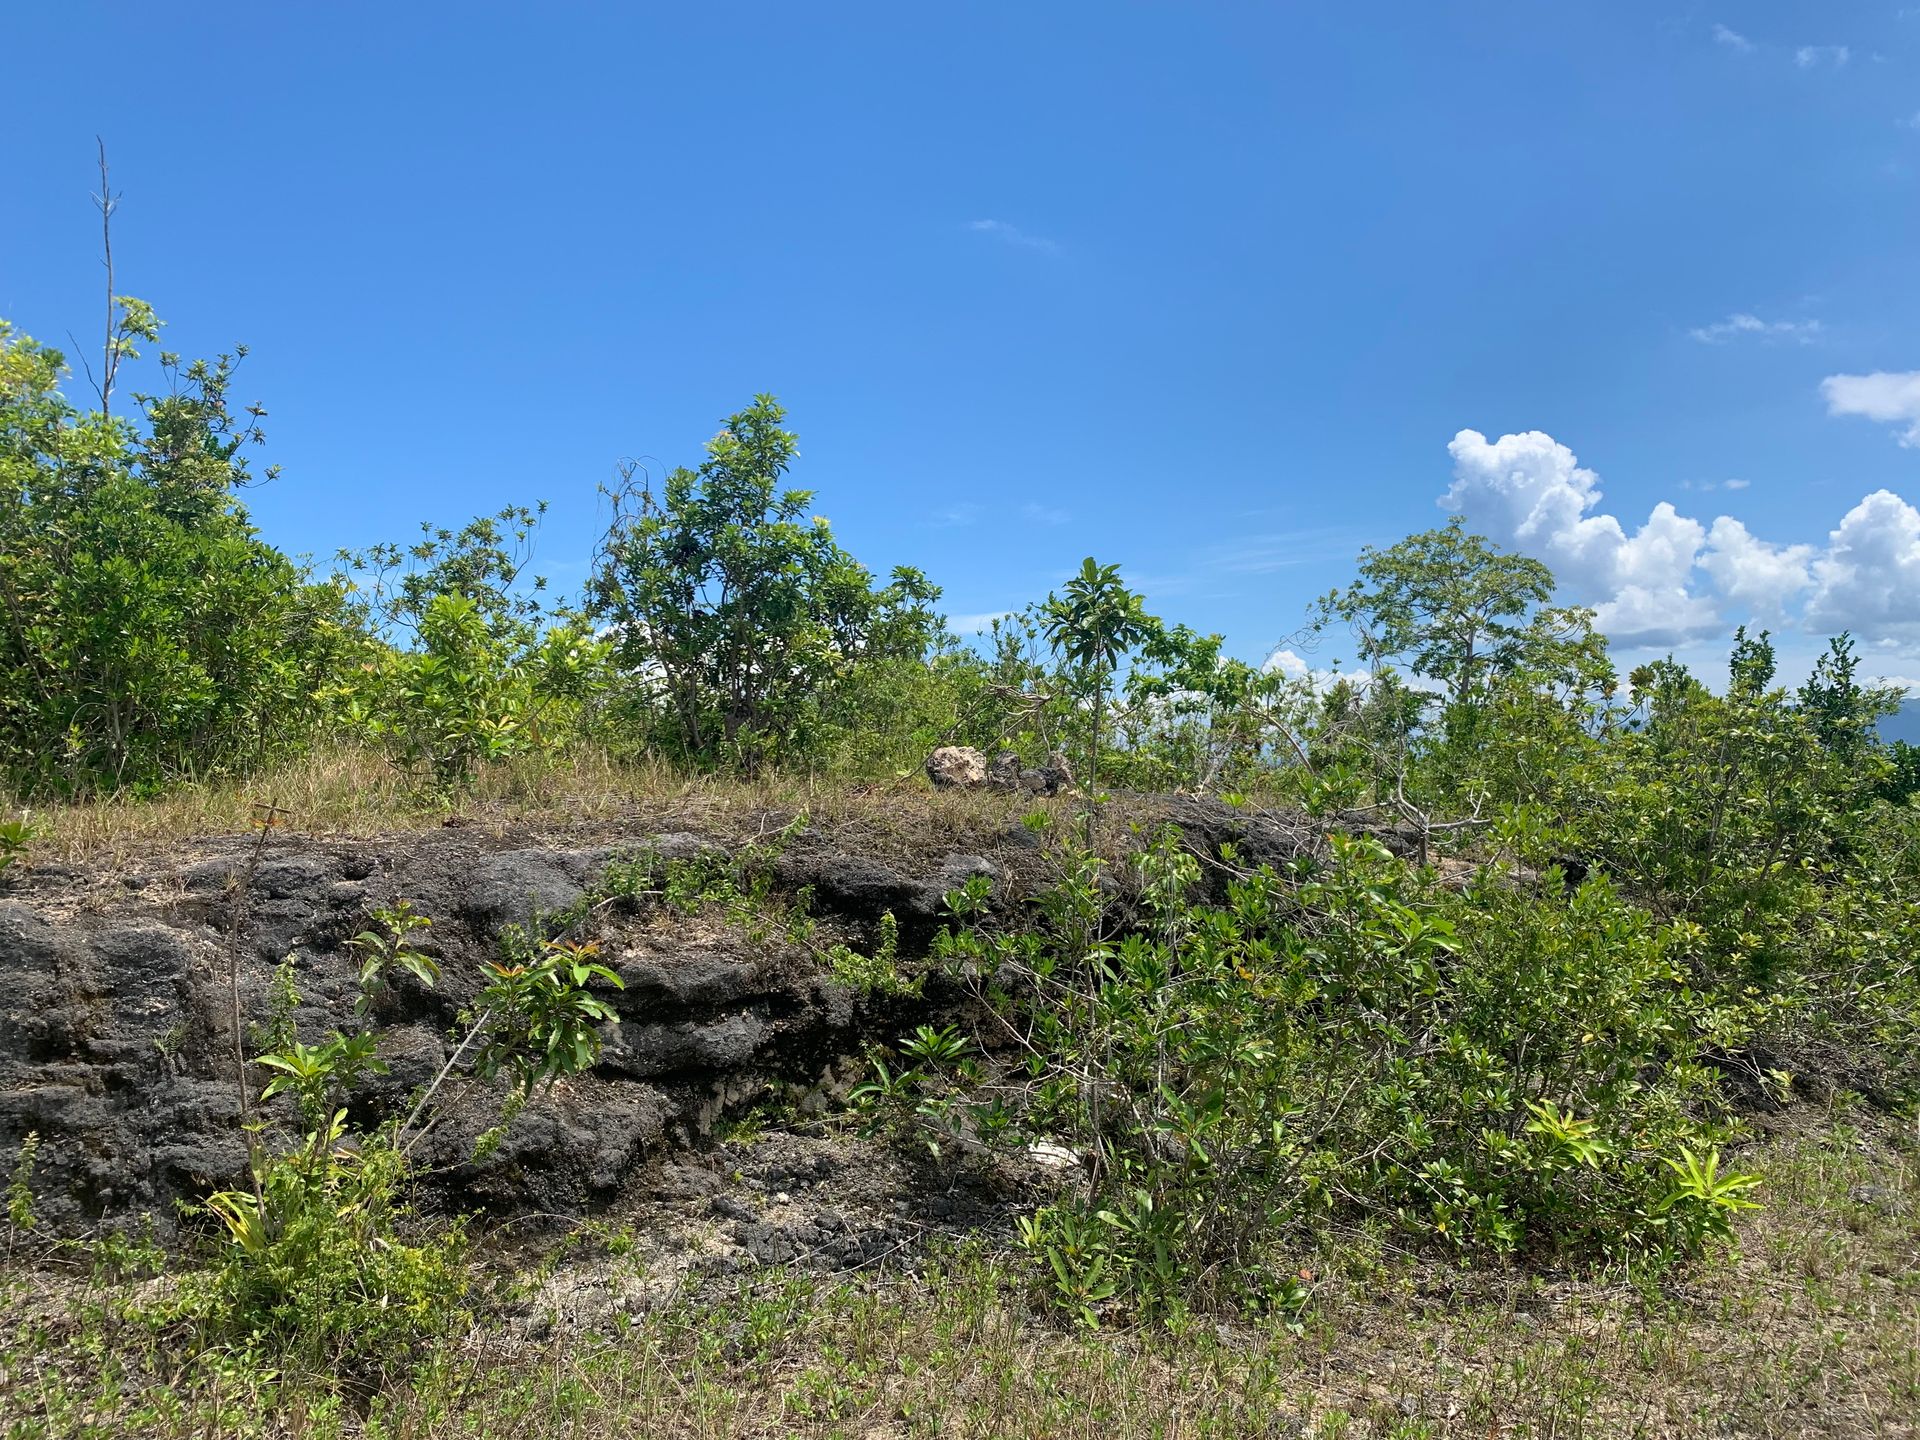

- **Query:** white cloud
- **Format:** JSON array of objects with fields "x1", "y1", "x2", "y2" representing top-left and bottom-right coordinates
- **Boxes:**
[
  {"x1": 1439, "y1": 428, "x2": 1920, "y2": 649},
  {"x1": 1822, "y1": 371, "x2": 1920, "y2": 446},
  {"x1": 1591, "y1": 586, "x2": 1724, "y2": 645},
  {"x1": 967, "y1": 219, "x2": 1059, "y2": 253},
  {"x1": 1713, "y1": 23, "x2": 1753, "y2": 52},
  {"x1": 1806, "y1": 491, "x2": 1920, "y2": 638},
  {"x1": 1262, "y1": 648, "x2": 1309, "y2": 682},
  {"x1": 1689, "y1": 312, "x2": 1822, "y2": 344},
  {"x1": 1211, "y1": 534, "x2": 1319, "y2": 574},
  {"x1": 1698, "y1": 517, "x2": 1815, "y2": 619},
  {"x1": 1441, "y1": 430, "x2": 1722, "y2": 644},
  {"x1": 1261, "y1": 646, "x2": 1369, "y2": 696},
  {"x1": 1794, "y1": 44, "x2": 1850, "y2": 69}
]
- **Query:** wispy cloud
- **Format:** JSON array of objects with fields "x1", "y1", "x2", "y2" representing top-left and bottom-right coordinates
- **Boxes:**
[
  {"x1": 933, "y1": 502, "x2": 982, "y2": 528},
  {"x1": 968, "y1": 219, "x2": 1060, "y2": 254},
  {"x1": 1795, "y1": 44, "x2": 1850, "y2": 69},
  {"x1": 1680, "y1": 477, "x2": 1752, "y2": 492},
  {"x1": 1689, "y1": 312, "x2": 1822, "y2": 344},
  {"x1": 1020, "y1": 501, "x2": 1070, "y2": 526},
  {"x1": 1210, "y1": 537, "x2": 1319, "y2": 575},
  {"x1": 1715, "y1": 26, "x2": 1853, "y2": 72},
  {"x1": 1211, "y1": 528, "x2": 1360, "y2": 576}
]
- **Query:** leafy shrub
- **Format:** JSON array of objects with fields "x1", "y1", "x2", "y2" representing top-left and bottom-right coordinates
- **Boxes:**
[
  {"x1": 7, "y1": 1130, "x2": 38, "y2": 1240},
  {"x1": 186, "y1": 902, "x2": 623, "y2": 1377},
  {"x1": 905, "y1": 828, "x2": 1759, "y2": 1322},
  {"x1": 827, "y1": 912, "x2": 919, "y2": 997},
  {"x1": 186, "y1": 1126, "x2": 469, "y2": 1378},
  {"x1": 334, "y1": 507, "x2": 608, "y2": 790},
  {"x1": 1553, "y1": 631, "x2": 1920, "y2": 1101},
  {"x1": 0, "y1": 817, "x2": 31, "y2": 877},
  {"x1": 0, "y1": 314, "x2": 358, "y2": 796}
]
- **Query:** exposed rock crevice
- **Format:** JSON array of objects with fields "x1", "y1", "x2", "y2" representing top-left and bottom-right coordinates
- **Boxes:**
[{"x1": 0, "y1": 797, "x2": 1353, "y2": 1237}]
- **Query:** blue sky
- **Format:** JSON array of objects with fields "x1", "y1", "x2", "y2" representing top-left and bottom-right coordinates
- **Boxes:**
[{"x1": 5, "y1": 2, "x2": 1919, "y2": 686}]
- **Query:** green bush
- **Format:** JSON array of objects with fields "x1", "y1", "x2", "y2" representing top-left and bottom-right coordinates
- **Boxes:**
[
  {"x1": 333, "y1": 506, "x2": 608, "y2": 790},
  {"x1": 0, "y1": 816, "x2": 31, "y2": 876},
  {"x1": 184, "y1": 1127, "x2": 470, "y2": 1378},
  {"x1": 900, "y1": 828, "x2": 1762, "y2": 1322},
  {"x1": 183, "y1": 903, "x2": 623, "y2": 1379},
  {"x1": 0, "y1": 315, "x2": 358, "y2": 797}
]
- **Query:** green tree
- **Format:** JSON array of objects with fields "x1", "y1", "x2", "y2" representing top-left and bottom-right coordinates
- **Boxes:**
[
  {"x1": 1796, "y1": 632, "x2": 1900, "y2": 770},
  {"x1": 1042, "y1": 558, "x2": 1155, "y2": 834},
  {"x1": 588, "y1": 395, "x2": 940, "y2": 771},
  {"x1": 1312, "y1": 519, "x2": 1612, "y2": 824},
  {"x1": 1316, "y1": 517, "x2": 1607, "y2": 711},
  {"x1": 0, "y1": 312, "x2": 355, "y2": 796}
]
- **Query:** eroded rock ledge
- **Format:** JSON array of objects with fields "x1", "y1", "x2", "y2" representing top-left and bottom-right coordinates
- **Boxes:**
[{"x1": 0, "y1": 798, "x2": 1341, "y2": 1237}]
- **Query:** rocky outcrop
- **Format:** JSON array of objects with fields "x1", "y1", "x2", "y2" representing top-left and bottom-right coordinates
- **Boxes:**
[
  {"x1": 990, "y1": 750, "x2": 1075, "y2": 796},
  {"x1": 0, "y1": 794, "x2": 1361, "y2": 1240},
  {"x1": 0, "y1": 824, "x2": 1011, "y2": 1237},
  {"x1": 925, "y1": 747, "x2": 1074, "y2": 795}
]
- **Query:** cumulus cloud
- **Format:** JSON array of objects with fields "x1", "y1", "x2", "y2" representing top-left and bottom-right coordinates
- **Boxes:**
[
  {"x1": 1590, "y1": 586, "x2": 1725, "y2": 646},
  {"x1": 1821, "y1": 371, "x2": 1920, "y2": 447},
  {"x1": 1689, "y1": 313, "x2": 1821, "y2": 344},
  {"x1": 1712, "y1": 23, "x2": 1753, "y2": 52},
  {"x1": 1698, "y1": 517, "x2": 1814, "y2": 619},
  {"x1": 1441, "y1": 430, "x2": 1721, "y2": 644},
  {"x1": 1262, "y1": 648, "x2": 1309, "y2": 682},
  {"x1": 1438, "y1": 428, "x2": 1918, "y2": 649},
  {"x1": 1806, "y1": 491, "x2": 1920, "y2": 638},
  {"x1": 1261, "y1": 646, "x2": 1369, "y2": 696}
]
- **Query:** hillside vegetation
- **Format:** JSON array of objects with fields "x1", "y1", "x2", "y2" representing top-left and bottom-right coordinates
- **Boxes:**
[{"x1": 1, "y1": 302, "x2": 1917, "y2": 1438}]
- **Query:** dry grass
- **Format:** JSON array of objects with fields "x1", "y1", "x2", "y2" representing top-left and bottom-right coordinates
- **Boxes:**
[
  {"x1": 5, "y1": 1122, "x2": 1914, "y2": 1439},
  {"x1": 7, "y1": 745, "x2": 1069, "y2": 869}
]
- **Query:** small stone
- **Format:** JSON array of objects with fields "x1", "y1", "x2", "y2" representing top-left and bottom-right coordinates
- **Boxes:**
[
  {"x1": 1851, "y1": 1184, "x2": 1907, "y2": 1216},
  {"x1": 1026, "y1": 1140, "x2": 1081, "y2": 1172}
]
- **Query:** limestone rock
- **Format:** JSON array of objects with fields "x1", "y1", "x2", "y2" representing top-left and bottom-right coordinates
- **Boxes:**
[{"x1": 925, "y1": 745, "x2": 988, "y2": 788}]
